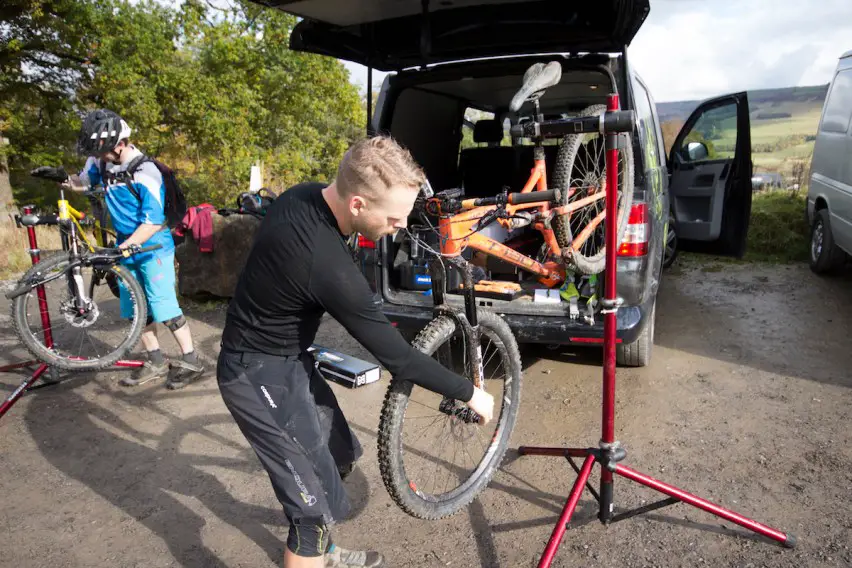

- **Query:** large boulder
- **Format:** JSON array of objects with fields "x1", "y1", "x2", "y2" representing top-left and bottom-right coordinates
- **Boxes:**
[{"x1": 174, "y1": 212, "x2": 261, "y2": 299}]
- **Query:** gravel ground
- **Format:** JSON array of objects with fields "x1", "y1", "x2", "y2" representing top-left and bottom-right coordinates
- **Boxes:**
[{"x1": 1, "y1": 259, "x2": 851, "y2": 568}]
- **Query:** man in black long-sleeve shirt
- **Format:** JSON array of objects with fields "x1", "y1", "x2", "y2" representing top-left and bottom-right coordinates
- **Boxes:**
[{"x1": 216, "y1": 136, "x2": 494, "y2": 568}]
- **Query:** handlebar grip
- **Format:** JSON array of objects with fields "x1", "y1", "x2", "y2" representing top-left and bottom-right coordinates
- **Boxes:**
[
  {"x1": 508, "y1": 190, "x2": 558, "y2": 205},
  {"x1": 137, "y1": 244, "x2": 163, "y2": 254}
]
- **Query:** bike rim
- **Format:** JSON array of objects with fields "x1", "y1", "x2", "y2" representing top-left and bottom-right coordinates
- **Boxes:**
[
  {"x1": 399, "y1": 327, "x2": 510, "y2": 502},
  {"x1": 566, "y1": 130, "x2": 628, "y2": 259}
]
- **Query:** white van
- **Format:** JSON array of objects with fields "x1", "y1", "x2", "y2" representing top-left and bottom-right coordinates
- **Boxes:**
[{"x1": 807, "y1": 50, "x2": 852, "y2": 273}]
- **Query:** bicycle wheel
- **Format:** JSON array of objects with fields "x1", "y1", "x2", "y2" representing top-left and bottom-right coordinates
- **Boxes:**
[
  {"x1": 552, "y1": 103, "x2": 635, "y2": 275},
  {"x1": 378, "y1": 309, "x2": 522, "y2": 519},
  {"x1": 10, "y1": 253, "x2": 147, "y2": 371}
]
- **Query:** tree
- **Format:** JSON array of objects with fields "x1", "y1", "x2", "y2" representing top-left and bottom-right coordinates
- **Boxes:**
[
  {"x1": 1, "y1": 0, "x2": 366, "y2": 209},
  {"x1": 660, "y1": 119, "x2": 684, "y2": 156}
]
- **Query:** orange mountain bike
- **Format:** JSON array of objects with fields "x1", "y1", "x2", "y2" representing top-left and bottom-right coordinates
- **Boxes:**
[{"x1": 419, "y1": 62, "x2": 634, "y2": 285}]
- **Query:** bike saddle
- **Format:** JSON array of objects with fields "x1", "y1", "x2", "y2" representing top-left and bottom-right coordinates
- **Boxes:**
[
  {"x1": 509, "y1": 61, "x2": 563, "y2": 113},
  {"x1": 30, "y1": 166, "x2": 69, "y2": 183}
]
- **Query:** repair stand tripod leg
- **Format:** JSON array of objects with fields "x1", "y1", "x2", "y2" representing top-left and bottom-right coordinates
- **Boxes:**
[
  {"x1": 0, "y1": 205, "x2": 145, "y2": 421},
  {"x1": 517, "y1": 93, "x2": 796, "y2": 568}
]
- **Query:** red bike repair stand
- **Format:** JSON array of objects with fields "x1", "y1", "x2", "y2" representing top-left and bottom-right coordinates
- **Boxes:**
[
  {"x1": 0, "y1": 205, "x2": 145, "y2": 420},
  {"x1": 518, "y1": 94, "x2": 796, "y2": 567}
]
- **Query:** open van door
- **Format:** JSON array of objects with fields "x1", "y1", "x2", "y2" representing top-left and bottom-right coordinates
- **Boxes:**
[{"x1": 668, "y1": 92, "x2": 752, "y2": 257}]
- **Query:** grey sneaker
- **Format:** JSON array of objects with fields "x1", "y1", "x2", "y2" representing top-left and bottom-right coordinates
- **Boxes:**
[
  {"x1": 120, "y1": 361, "x2": 170, "y2": 387},
  {"x1": 165, "y1": 359, "x2": 206, "y2": 390},
  {"x1": 325, "y1": 544, "x2": 384, "y2": 568}
]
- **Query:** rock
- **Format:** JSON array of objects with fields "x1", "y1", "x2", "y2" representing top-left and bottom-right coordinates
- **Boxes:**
[{"x1": 174, "y1": 212, "x2": 262, "y2": 299}]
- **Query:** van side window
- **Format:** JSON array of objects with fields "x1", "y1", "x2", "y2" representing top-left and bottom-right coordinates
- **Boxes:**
[
  {"x1": 820, "y1": 70, "x2": 852, "y2": 134},
  {"x1": 632, "y1": 80, "x2": 661, "y2": 168}
]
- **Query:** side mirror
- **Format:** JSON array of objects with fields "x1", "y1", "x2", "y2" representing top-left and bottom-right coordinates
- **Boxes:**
[{"x1": 683, "y1": 141, "x2": 709, "y2": 162}]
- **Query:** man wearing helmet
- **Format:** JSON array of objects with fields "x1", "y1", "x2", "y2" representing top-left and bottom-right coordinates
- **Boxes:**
[{"x1": 66, "y1": 108, "x2": 205, "y2": 389}]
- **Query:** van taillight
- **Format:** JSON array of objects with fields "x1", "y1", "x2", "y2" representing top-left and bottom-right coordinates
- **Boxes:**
[
  {"x1": 618, "y1": 203, "x2": 648, "y2": 257},
  {"x1": 358, "y1": 234, "x2": 376, "y2": 249}
]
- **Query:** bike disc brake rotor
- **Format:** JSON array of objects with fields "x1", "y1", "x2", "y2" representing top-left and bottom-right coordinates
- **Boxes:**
[{"x1": 61, "y1": 299, "x2": 100, "y2": 328}]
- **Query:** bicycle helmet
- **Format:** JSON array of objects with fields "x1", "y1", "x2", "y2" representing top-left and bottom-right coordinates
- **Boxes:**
[{"x1": 77, "y1": 109, "x2": 132, "y2": 155}]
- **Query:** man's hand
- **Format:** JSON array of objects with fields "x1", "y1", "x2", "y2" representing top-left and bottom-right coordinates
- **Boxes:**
[{"x1": 467, "y1": 387, "x2": 494, "y2": 425}]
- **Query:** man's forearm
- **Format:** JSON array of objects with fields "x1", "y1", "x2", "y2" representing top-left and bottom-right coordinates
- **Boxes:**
[{"x1": 120, "y1": 223, "x2": 164, "y2": 247}]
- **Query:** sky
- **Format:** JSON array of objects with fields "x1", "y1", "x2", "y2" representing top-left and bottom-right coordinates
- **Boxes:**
[{"x1": 342, "y1": 0, "x2": 852, "y2": 103}]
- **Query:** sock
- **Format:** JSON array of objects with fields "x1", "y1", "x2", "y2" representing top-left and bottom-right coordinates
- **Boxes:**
[
  {"x1": 182, "y1": 350, "x2": 199, "y2": 365},
  {"x1": 148, "y1": 349, "x2": 165, "y2": 367}
]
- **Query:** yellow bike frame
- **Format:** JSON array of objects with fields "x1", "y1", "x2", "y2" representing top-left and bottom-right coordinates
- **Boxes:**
[{"x1": 58, "y1": 197, "x2": 116, "y2": 252}]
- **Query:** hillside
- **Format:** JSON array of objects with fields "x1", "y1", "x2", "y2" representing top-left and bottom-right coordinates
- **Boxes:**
[
  {"x1": 656, "y1": 84, "x2": 830, "y2": 180},
  {"x1": 656, "y1": 84, "x2": 829, "y2": 123}
]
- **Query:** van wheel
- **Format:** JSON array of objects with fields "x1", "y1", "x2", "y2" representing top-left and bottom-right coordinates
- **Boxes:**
[
  {"x1": 616, "y1": 301, "x2": 655, "y2": 367},
  {"x1": 810, "y1": 209, "x2": 846, "y2": 274}
]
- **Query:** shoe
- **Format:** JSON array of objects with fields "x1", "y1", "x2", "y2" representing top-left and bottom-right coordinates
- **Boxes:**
[
  {"x1": 165, "y1": 359, "x2": 206, "y2": 390},
  {"x1": 120, "y1": 361, "x2": 170, "y2": 387},
  {"x1": 325, "y1": 544, "x2": 384, "y2": 568}
]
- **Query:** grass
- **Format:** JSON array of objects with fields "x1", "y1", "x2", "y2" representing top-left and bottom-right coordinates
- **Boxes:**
[
  {"x1": 678, "y1": 190, "x2": 810, "y2": 268},
  {"x1": 745, "y1": 190, "x2": 810, "y2": 263},
  {"x1": 0, "y1": 221, "x2": 64, "y2": 280}
]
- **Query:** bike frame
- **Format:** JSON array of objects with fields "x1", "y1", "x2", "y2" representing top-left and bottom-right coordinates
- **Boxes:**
[{"x1": 434, "y1": 134, "x2": 608, "y2": 289}]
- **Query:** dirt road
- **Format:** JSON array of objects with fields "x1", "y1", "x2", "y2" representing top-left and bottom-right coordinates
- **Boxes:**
[{"x1": 1, "y1": 260, "x2": 851, "y2": 568}]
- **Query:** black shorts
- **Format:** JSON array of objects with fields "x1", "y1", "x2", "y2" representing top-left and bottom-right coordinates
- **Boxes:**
[{"x1": 216, "y1": 347, "x2": 363, "y2": 525}]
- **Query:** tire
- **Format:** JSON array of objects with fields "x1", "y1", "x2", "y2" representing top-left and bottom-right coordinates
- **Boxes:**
[
  {"x1": 106, "y1": 271, "x2": 121, "y2": 299},
  {"x1": 552, "y1": 104, "x2": 635, "y2": 275},
  {"x1": 11, "y1": 253, "x2": 147, "y2": 371},
  {"x1": 809, "y1": 209, "x2": 846, "y2": 274},
  {"x1": 377, "y1": 309, "x2": 522, "y2": 520},
  {"x1": 616, "y1": 300, "x2": 655, "y2": 367},
  {"x1": 662, "y1": 211, "x2": 678, "y2": 269}
]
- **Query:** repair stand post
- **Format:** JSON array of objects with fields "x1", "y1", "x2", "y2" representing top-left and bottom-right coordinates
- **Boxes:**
[
  {"x1": 0, "y1": 205, "x2": 145, "y2": 420},
  {"x1": 517, "y1": 93, "x2": 796, "y2": 567}
]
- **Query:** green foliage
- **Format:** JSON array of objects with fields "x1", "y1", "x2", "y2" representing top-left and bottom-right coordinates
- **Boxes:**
[{"x1": 1, "y1": 0, "x2": 366, "y2": 210}]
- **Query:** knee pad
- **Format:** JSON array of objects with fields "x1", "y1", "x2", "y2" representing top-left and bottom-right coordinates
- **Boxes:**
[
  {"x1": 287, "y1": 517, "x2": 331, "y2": 558},
  {"x1": 163, "y1": 314, "x2": 186, "y2": 332}
]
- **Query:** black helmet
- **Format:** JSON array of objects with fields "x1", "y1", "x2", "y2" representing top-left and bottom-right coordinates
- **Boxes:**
[{"x1": 77, "y1": 109, "x2": 132, "y2": 155}]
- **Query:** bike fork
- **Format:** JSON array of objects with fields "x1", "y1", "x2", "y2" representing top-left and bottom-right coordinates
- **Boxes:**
[{"x1": 65, "y1": 222, "x2": 92, "y2": 309}]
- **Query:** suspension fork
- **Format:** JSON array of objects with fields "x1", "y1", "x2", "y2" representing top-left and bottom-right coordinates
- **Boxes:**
[
  {"x1": 429, "y1": 257, "x2": 484, "y2": 390},
  {"x1": 59, "y1": 196, "x2": 92, "y2": 310}
]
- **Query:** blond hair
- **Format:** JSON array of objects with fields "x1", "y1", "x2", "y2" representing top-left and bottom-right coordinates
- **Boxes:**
[{"x1": 335, "y1": 135, "x2": 426, "y2": 201}]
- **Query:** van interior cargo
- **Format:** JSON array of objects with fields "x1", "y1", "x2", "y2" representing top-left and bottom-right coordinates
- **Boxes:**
[{"x1": 378, "y1": 57, "x2": 626, "y2": 319}]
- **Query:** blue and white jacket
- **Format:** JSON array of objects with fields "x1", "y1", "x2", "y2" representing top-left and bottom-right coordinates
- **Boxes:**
[{"x1": 78, "y1": 145, "x2": 174, "y2": 261}]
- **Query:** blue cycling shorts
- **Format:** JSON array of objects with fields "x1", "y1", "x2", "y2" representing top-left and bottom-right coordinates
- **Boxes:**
[{"x1": 118, "y1": 251, "x2": 183, "y2": 323}]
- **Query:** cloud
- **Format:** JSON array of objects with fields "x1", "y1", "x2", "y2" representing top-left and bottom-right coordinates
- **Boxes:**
[
  {"x1": 342, "y1": 0, "x2": 852, "y2": 103},
  {"x1": 629, "y1": 0, "x2": 852, "y2": 101}
]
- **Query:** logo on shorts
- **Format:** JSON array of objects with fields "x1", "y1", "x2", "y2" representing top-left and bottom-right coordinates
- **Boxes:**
[
  {"x1": 285, "y1": 458, "x2": 317, "y2": 506},
  {"x1": 260, "y1": 385, "x2": 277, "y2": 408}
]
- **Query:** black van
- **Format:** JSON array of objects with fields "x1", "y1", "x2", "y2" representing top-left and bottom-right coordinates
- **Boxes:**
[{"x1": 256, "y1": 0, "x2": 754, "y2": 367}]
